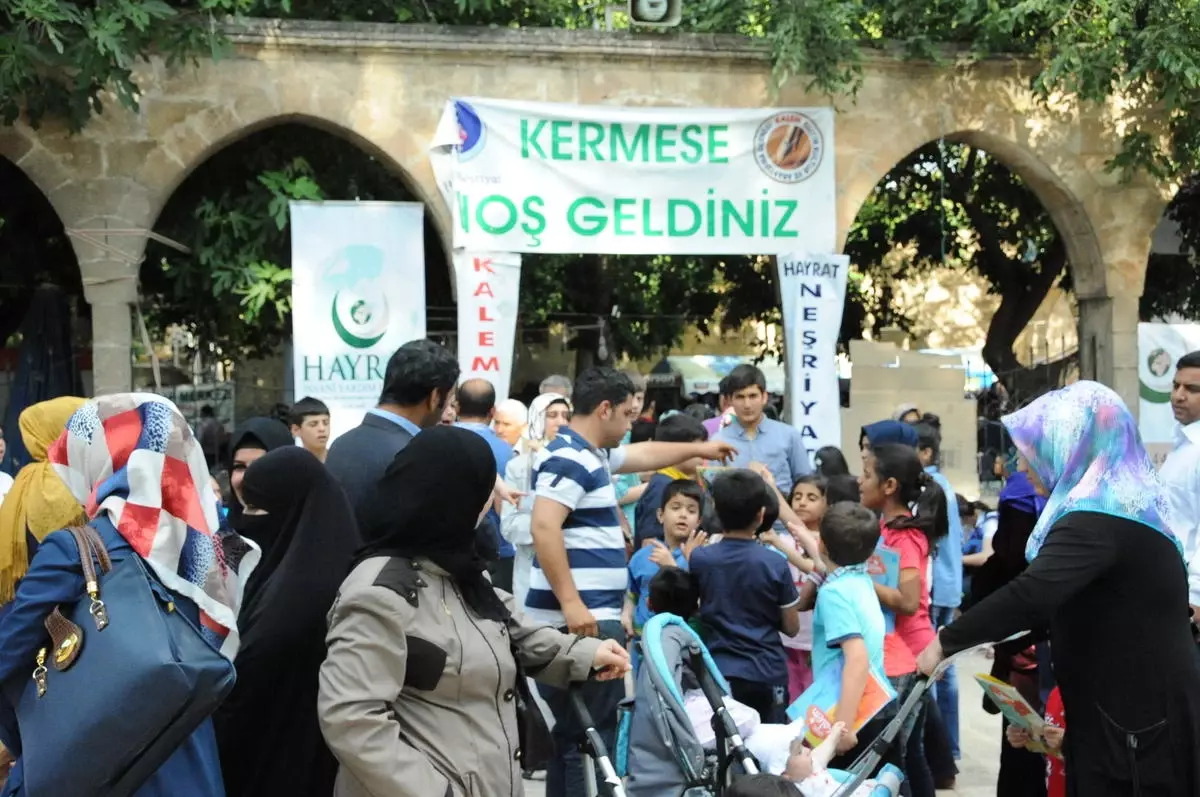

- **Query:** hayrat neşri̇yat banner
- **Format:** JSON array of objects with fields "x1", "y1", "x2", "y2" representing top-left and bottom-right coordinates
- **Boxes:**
[
  {"x1": 440, "y1": 98, "x2": 837, "y2": 255},
  {"x1": 776, "y1": 253, "x2": 850, "y2": 456},
  {"x1": 290, "y1": 201, "x2": 427, "y2": 442},
  {"x1": 1138, "y1": 322, "x2": 1200, "y2": 466},
  {"x1": 454, "y1": 251, "x2": 521, "y2": 401}
]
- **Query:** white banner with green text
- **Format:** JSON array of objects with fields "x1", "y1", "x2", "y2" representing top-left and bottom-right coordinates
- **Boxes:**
[
  {"x1": 777, "y1": 253, "x2": 850, "y2": 458},
  {"x1": 441, "y1": 98, "x2": 837, "y2": 254},
  {"x1": 290, "y1": 201, "x2": 427, "y2": 441},
  {"x1": 455, "y1": 251, "x2": 522, "y2": 401}
]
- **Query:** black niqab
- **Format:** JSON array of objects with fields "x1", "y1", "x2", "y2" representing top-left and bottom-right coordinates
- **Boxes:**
[
  {"x1": 226, "y1": 416, "x2": 293, "y2": 531},
  {"x1": 214, "y1": 446, "x2": 360, "y2": 797},
  {"x1": 357, "y1": 425, "x2": 509, "y2": 623}
]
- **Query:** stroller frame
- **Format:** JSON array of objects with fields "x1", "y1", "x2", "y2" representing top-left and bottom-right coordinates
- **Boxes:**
[
  {"x1": 619, "y1": 614, "x2": 759, "y2": 797},
  {"x1": 827, "y1": 675, "x2": 932, "y2": 797},
  {"x1": 571, "y1": 685, "x2": 628, "y2": 797}
]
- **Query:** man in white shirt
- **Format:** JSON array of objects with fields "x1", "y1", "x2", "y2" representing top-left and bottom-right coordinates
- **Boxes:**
[{"x1": 1160, "y1": 350, "x2": 1200, "y2": 614}]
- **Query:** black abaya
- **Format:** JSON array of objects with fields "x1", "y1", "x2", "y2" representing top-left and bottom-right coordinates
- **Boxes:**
[
  {"x1": 941, "y1": 511, "x2": 1200, "y2": 797},
  {"x1": 214, "y1": 446, "x2": 362, "y2": 797}
]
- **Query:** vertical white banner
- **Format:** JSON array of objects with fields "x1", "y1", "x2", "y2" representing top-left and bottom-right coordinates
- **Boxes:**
[
  {"x1": 777, "y1": 253, "x2": 850, "y2": 458},
  {"x1": 290, "y1": 201, "x2": 427, "y2": 442},
  {"x1": 455, "y1": 251, "x2": 522, "y2": 400}
]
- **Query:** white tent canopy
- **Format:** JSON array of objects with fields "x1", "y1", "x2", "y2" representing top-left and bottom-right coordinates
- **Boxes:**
[{"x1": 650, "y1": 355, "x2": 786, "y2": 396}]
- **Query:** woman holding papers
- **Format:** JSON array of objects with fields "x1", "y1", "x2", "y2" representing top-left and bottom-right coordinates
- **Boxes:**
[{"x1": 918, "y1": 381, "x2": 1200, "y2": 796}]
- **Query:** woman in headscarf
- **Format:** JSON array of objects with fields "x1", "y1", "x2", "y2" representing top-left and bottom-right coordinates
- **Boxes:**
[
  {"x1": 0, "y1": 394, "x2": 258, "y2": 796},
  {"x1": 919, "y1": 382, "x2": 1200, "y2": 796},
  {"x1": 214, "y1": 446, "x2": 360, "y2": 797},
  {"x1": 859, "y1": 419, "x2": 920, "y2": 460},
  {"x1": 500, "y1": 393, "x2": 571, "y2": 609},
  {"x1": 318, "y1": 426, "x2": 628, "y2": 797},
  {"x1": 227, "y1": 416, "x2": 293, "y2": 533},
  {"x1": 0, "y1": 396, "x2": 86, "y2": 606}
]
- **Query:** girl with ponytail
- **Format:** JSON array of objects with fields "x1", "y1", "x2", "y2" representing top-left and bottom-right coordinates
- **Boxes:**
[{"x1": 859, "y1": 442, "x2": 950, "y2": 797}]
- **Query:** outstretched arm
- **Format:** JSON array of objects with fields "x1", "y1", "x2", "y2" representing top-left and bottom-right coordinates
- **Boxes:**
[{"x1": 940, "y1": 516, "x2": 1120, "y2": 656}]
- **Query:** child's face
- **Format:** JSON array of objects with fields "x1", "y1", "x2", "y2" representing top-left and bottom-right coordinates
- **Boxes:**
[
  {"x1": 790, "y1": 483, "x2": 827, "y2": 527},
  {"x1": 783, "y1": 739, "x2": 814, "y2": 781},
  {"x1": 858, "y1": 452, "x2": 887, "y2": 510},
  {"x1": 658, "y1": 494, "x2": 702, "y2": 544},
  {"x1": 292, "y1": 413, "x2": 330, "y2": 451}
]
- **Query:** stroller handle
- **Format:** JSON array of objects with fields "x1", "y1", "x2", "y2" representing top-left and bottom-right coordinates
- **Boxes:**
[{"x1": 567, "y1": 684, "x2": 628, "y2": 797}]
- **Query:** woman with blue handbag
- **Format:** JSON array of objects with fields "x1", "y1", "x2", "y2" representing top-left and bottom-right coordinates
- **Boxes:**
[{"x1": 0, "y1": 394, "x2": 261, "y2": 797}]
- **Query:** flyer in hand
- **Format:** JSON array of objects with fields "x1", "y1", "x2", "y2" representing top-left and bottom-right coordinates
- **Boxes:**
[
  {"x1": 866, "y1": 542, "x2": 900, "y2": 633},
  {"x1": 786, "y1": 659, "x2": 897, "y2": 746},
  {"x1": 974, "y1": 673, "x2": 1050, "y2": 754}
]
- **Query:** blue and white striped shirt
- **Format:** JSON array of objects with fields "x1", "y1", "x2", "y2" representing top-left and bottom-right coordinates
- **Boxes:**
[{"x1": 524, "y1": 428, "x2": 629, "y2": 625}]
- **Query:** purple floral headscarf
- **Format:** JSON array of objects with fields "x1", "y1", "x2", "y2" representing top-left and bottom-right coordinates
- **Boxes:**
[{"x1": 1001, "y1": 381, "x2": 1182, "y2": 561}]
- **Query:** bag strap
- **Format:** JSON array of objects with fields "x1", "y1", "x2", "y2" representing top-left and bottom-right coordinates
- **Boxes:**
[
  {"x1": 43, "y1": 525, "x2": 114, "y2": 671},
  {"x1": 65, "y1": 525, "x2": 111, "y2": 630}
]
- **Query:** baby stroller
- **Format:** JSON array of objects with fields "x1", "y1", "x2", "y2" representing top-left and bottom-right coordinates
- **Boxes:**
[
  {"x1": 619, "y1": 613, "x2": 761, "y2": 796},
  {"x1": 618, "y1": 613, "x2": 928, "y2": 797}
]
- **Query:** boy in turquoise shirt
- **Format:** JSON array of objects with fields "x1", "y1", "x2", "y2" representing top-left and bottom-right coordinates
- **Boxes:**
[{"x1": 811, "y1": 501, "x2": 889, "y2": 760}]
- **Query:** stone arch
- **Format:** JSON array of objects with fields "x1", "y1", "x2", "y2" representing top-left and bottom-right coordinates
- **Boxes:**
[
  {"x1": 131, "y1": 88, "x2": 451, "y2": 263},
  {"x1": 0, "y1": 124, "x2": 83, "y2": 236},
  {"x1": 836, "y1": 127, "x2": 1107, "y2": 301}
]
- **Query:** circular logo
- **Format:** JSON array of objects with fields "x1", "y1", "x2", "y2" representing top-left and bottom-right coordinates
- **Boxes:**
[
  {"x1": 753, "y1": 111, "x2": 824, "y2": 184},
  {"x1": 331, "y1": 285, "x2": 389, "y2": 349},
  {"x1": 1139, "y1": 327, "x2": 1188, "y2": 403},
  {"x1": 455, "y1": 100, "x2": 486, "y2": 162},
  {"x1": 322, "y1": 245, "x2": 390, "y2": 350}
]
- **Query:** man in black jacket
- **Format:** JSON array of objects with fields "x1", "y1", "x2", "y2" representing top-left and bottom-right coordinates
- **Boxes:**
[{"x1": 325, "y1": 339, "x2": 460, "y2": 514}]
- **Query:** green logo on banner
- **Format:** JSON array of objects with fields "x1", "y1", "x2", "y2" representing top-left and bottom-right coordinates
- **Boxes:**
[{"x1": 325, "y1": 245, "x2": 390, "y2": 349}]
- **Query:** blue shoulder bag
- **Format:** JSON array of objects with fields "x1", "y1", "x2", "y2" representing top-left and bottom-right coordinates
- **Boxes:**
[{"x1": 3, "y1": 525, "x2": 236, "y2": 797}]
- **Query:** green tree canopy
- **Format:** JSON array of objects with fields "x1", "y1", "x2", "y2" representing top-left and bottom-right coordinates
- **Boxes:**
[{"x1": 5, "y1": 0, "x2": 1200, "y2": 380}]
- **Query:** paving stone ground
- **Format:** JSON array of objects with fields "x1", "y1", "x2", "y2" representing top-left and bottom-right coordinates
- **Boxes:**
[{"x1": 526, "y1": 651, "x2": 1002, "y2": 796}]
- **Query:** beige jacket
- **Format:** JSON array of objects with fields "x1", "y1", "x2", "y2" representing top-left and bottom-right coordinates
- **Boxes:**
[{"x1": 318, "y1": 556, "x2": 602, "y2": 797}]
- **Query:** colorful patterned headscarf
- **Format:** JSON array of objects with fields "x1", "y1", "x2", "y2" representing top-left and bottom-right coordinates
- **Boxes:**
[
  {"x1": 1001, "y1": 381, "x2": 1181, "y2": 561},
  {"x1": 49, "y1": 394, "x2": 260, "y2": 658}
]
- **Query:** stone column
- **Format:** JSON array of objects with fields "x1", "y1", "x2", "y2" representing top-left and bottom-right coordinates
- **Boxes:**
[
  {"x1": 1078, "y1": 292, "x2": 1140, "y2": 413},
  {"x1": 83, "y1": 278, "x2": 137, "y2": 397}
]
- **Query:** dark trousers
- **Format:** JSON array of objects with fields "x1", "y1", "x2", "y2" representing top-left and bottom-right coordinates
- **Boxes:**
[
  {"x1": 727, "y1": 677, "x2": 789, "y2": 725},
  {"x1": 489, "y1": 556, "x2": 514, "y2": 593},
  {"x1": 538, "y1": 619, "x2": 625, "y2": 797},
  {"x1": 922, "y1": 697, "x2": 958, "y2": 782}
]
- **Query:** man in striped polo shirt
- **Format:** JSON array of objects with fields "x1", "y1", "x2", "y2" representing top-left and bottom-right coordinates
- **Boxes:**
[{"x1": 529, "y1": 367, "x2": 736, "y2": 797}]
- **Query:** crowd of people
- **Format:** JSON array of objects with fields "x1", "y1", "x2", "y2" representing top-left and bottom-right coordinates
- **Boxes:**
[{"x1": 0, "y1": 339, "x2": 1197, "y2": 797}]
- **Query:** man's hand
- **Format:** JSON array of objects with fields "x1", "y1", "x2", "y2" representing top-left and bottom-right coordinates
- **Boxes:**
[
  {"x1": 620, "y1": 606, "x2": 634, "y2": 640},
  {"x1": 1042, "y1": 725, "x2": 1065, "y2": 751},
  {"x1": 648, "y1": 540, "x2": 676, "y2": 568},
  {"x1": 563, "y1": 600, "x2": 598, "y2": 638},
  {"x1": 1005, "y1": 725, "x2": 1030, "y2": 749},
  {"x1": 696, "y1": 440, "x2": 738, "y2": 463},
  {"x1": 493, "y1": 477, "x2": 523, "y2": 507},
  {"x1": 591, "y1": 639, "x2": 631, "y2": 680}
]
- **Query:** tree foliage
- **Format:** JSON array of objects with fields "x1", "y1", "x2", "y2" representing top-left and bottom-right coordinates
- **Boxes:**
[
  {"x1": 6, "y1": 0, "x2": 1200, "y2": 375},
  {"x1": 846, "y1": 140, "x2": 1074, "y2": 392},
  {"x1": 140, "y1": 123, "x2": 438, "y2": 359}
]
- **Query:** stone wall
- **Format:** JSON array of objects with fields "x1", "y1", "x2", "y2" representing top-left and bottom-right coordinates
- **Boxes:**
[{"x1": 0, "y1": 20, "x2": 1170, "y2": 407}]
